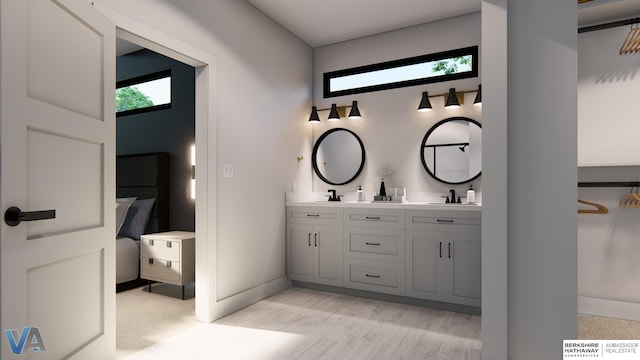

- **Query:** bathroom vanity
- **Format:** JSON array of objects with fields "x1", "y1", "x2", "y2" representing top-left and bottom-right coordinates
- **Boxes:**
[{"x1": 286, "y1": 201, "x2": 481, "y2": 308}]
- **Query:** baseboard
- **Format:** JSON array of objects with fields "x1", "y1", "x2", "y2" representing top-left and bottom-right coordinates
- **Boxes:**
[
  {"x1": 210, "y1": 276, "x2": 291, "y2": 321},
  {"x1": 579, "y1": 296, "x2": 640, "y2": 321},
  {"x1": 293, "y1": 281, "x2": 481, "y2": 316}
]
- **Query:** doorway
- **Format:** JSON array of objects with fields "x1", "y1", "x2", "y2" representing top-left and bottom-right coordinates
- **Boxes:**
[
  {"x1": 108, "y1": 19, "x2": 217, "y2": 323},
  {"x1": 114, "y1": 40, "x2": 197, "y2": 357}
]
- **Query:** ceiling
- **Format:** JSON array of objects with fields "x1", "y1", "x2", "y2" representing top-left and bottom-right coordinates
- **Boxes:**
[
  {"x1": 116, "y1": 0, "x2": 640, "y2": 55},
  {"x1": 246, "y1": 0, "x2": 640, "y2": 47},
  {"x1": 246, "y1": 0, "x2": 480, "y2": 48}
]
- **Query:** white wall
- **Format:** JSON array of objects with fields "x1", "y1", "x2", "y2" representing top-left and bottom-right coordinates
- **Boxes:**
[
  {"x1": 578, "y1": 26, "x2": 640, "y2": 167},
  {"x1": 577, "y1": 24, "x2": 640, "y2": 320},
  {"x1": 506, "y1": 1, "x2": 578, "y2": 359},
  {"x1": 481, "y1": 1, "x2": 508, "y2": 358},
  {"x1": 97, "y1": 0, "x2": 312, "y2": 320},
  {"x1": 306, "y1": 13, "x2": 482, "y2": 202}
]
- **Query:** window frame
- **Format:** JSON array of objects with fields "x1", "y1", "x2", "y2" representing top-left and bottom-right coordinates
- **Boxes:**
[
  {"x1": 323, "y1": 46, "x2": 478, "y2": 98},
  {"x1": 116, "y1": 69, "x2": 172, "y2": 117}
]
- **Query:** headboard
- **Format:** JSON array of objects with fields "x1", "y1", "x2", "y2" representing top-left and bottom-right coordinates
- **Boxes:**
[{"x1": 116, "y1": 152, "x2": 169, "y2": 234}]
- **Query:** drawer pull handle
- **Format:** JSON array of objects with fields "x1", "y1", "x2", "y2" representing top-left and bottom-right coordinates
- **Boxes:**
[
  {"x1": 437, "y1": 219, "x2": 454, "y2": 223},
  {"x1": 314, "y1": 233, "x2": 318, "y2": 247},
  {"x1": 448, "y1": 242, "x2": 452, "y2": 259},
  {"x1": 149, "y1": 239, "x2": 154, "y2": 246},
  {"x1": 439, "y1": 242, "x2": 443, "y2": 258},
  {"x1": 167, "y1": 261, "x2": 172, "y2": 268},
  {"x1": 365, "y1": 274, "x2": 381, "y2": 278},
  {"x1": 307, "y1": 214, "x2": 320, "y2": 217},
  {"x1": 166, "y1": 241, "x2": 172, "y2": 248},
  {"x1": 308, "y1": 233, "x2": 312, "y2": 246},
  {"x1": 365, "y1": 216, "x2": 381, "y2": 220},
  {"x1": 148, "y1": 258, "x2": 154, "y2": 265},
  {"x1": 365, "y1": 242, "x2": 381, "y2": 246}
]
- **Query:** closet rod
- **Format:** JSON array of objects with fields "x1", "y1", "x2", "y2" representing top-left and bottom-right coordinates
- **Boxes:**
[
  {"x1": 578, "y1": 17, "x2": 640, "y2": 34},
  {"x1": 578, "y1": 182, "x2": 640, "y2": 188}
]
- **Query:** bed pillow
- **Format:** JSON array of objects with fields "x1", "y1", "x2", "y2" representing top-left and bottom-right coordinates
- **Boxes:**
[
  {"x1": 116, "y1": 197, "x2": 137, "y2": 235},
  {"x1": 117, "y1": 198, "x2": 156, "y2": 240}
]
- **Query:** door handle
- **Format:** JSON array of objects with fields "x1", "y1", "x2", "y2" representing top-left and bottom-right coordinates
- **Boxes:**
[{"x1": 5, "y1": 206, "x2": 56, "y2": 226}]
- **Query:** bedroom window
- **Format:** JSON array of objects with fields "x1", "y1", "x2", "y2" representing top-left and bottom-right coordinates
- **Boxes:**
[
  {"x1": 323, "y1": 46, "x2": 478, "y2": 98},
  {"x1": 116, "y1": 69, "x2": 172, "y2": 116}
]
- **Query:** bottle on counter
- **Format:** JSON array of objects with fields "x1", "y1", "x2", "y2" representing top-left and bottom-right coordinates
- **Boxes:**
[
  {"x1": 357, "y1": 185, "x2": 364, "y2": 202},
  {"x1": 467, "y1": 184, "x2": 476, "y2": 204}
]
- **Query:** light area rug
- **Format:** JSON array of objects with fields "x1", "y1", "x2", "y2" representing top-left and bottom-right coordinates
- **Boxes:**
[
  {"x1": 117, "y1": 283, "x2": 198, "y2": 359},
  {"x1": 578, "y1": 314, "x2": 640, "y2": 340}
]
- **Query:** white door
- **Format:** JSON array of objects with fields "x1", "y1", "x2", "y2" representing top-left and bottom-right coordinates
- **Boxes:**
[{"x1": 1, "y1": 0, "x2": 115, "y2": 358}]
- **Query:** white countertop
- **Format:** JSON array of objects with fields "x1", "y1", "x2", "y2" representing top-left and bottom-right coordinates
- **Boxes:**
[{"x1": 285, "y1": 200, "x2": 482, "y2": 211}]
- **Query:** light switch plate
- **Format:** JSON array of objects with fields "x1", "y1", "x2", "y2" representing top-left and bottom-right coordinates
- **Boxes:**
[{"x1": 223, "y1": 162, "x2": 234, "y2": 178}]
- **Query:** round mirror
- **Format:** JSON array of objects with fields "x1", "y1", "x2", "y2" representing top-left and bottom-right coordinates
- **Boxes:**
[
  {"x1": 312, "y1": 128, "x2": 365, "y2": 185},
  {"x1": 420, "y1": 117, "x2": 482, "y2": 184}
]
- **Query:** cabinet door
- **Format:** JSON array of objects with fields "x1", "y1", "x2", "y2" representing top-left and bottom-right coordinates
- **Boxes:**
[
  {"x1": 405, "y1": 230, "x2": 443, "y2": 300},
  {"x1": 288, "y1": 223, "x2": 314, "y2": 282},
  {"x1": 315, "y1": 225, "x2": 343, "y2": 286},
  {"x1": 448, "y1": 232, "x2": 481, "y2": 306}
]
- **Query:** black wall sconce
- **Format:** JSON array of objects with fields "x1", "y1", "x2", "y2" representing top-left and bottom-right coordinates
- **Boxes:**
[
  {"x1": 473, "y1": 84, "x2": 482, "y2": 106},
  {"x1": 417, "y1": 85, "x2": 481, "y2": 111},
  {"x1": 308, "y1": 100, "x2": 362, "y2": 122}
]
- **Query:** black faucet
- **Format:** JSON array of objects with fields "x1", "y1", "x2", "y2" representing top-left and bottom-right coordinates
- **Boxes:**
[
  {"x1": 450, "y1": 189, "x2": 456, "y2": 204},
  {"x1": 328, "y1": 189, "x2": 340, "y2": 201}
]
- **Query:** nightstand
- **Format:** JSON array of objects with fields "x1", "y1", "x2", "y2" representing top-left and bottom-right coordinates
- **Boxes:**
[{"x1": 140, "y1": 231, "x2": 195, "y2": 299}]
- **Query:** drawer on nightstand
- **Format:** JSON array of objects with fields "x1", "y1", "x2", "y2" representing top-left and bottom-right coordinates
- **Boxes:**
[
  {"x1": 141, "y1": 238, "x2": 180, "y2": 261},
  {"x1": 141, "y1": 256, "x2": 181, "y2": 284}
]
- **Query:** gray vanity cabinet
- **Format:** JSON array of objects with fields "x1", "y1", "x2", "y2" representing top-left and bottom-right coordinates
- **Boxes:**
[
  {"x1": 286, "y1": 204, "x2": 481, "y2": 309},
  {"x1": 405, "y1": 210, "x2": 481, "y2": 307},
  {"x1": 286, "y1": 207, "x2": 344, "y2": 287},
  {"x1": 343, "y1": 208, "x2": 406, "y2": 296}
]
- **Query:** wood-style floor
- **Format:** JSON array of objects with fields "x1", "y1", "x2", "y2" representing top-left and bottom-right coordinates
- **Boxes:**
[{"x1": 121, "y1": 286, "x2": 482, "y2": 360}]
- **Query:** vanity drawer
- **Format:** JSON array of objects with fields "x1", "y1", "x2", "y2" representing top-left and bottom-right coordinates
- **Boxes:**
[
  {"x1": 344, "y1": 227, "x2": 404, "y2": 262},
  {"x1": 141, "y1": 238, "x2": 180, "y2": 261},
  {"x1": 406, "y1": 210, "x2": 481, "y2": 232},
  {"x1": 344, "y1": 209, "x2": 404, "y2": 229},
  {"x1": 288, "y1": 206, "x2": 343, "y2": 226},
  {"x1": 344, "y1": 258, "x2": 405, "y2": 296}
]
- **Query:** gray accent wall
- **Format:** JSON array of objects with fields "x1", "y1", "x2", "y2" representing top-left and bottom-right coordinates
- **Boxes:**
[{"x1": 116, "y1": 49, "x2": 195, "y2": 232}]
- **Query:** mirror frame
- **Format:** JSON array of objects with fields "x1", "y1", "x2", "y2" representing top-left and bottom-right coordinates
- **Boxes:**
[
  {"x1": 420, "y1": 116, "x2": 482, "y2": 185},
  {"x1": 312, "y1": 128, "x2": 366, "y2": 186}
]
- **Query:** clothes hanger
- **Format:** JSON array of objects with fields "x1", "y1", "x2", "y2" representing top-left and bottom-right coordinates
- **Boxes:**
[
  {"x1": 620, "y1": 186, "x2": 640, "y2": 208},
  {"x1": 620, "y1": 22, "x2": 640, "y2": 55},
  {"x1": 578, "y1": 199, "x2": 609, "y2": 214}
]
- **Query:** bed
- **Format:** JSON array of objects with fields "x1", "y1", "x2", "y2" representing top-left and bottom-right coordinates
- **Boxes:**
[{"x1": 115, "y1": 152, "x2": 169, "y2": 292}]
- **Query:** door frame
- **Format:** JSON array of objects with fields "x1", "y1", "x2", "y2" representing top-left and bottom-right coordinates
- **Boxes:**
[{"x1": 95, "y1": 3, "x2": 218, "y2": 322}]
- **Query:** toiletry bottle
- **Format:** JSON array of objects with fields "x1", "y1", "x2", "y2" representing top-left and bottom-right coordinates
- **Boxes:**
[
  {"x1": 357, "y1": 185, "x2": 364, "y2": 202},
  {"x1": 467, "y1": 185, "x2": 476, "y2": 204}
]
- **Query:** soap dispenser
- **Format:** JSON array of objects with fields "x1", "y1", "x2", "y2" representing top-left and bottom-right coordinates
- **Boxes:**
[
  {"x1": 467, "y1": 185, "x2": 476, "y2": 204},
  {"x1": 356, "y1": 185, "x2": 364, "y2": 202}
]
